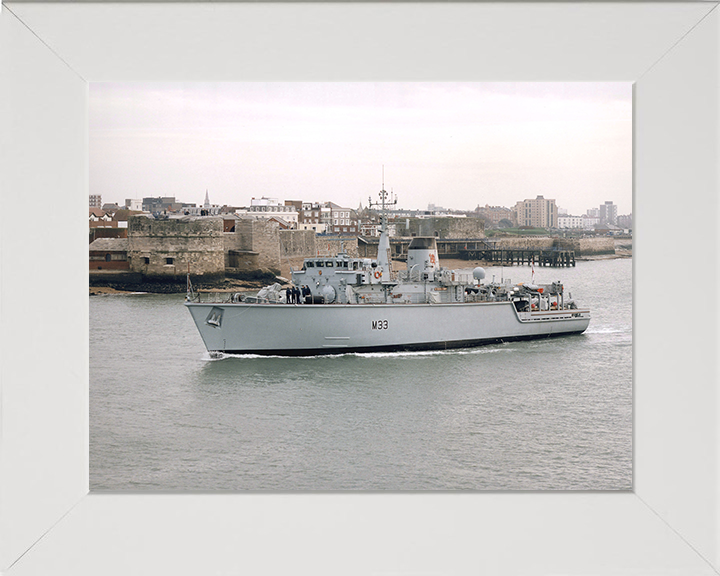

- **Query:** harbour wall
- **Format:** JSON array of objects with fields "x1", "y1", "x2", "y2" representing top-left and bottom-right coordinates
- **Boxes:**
[
  {"x1": 488, "y1": 237, "x2": 555, "y2": 251},
  {"x1": 482, "y1": 236, "x2": 615, "y2": 256},
  {"x1": 127, "y1": 216, "x2": 225, "y2": 281},
  {"x1": 314, "y1": 236, "x2": 360, "y2": 258},
  {"x1": 402, "y1": 217, "x2": 486, "y2": 239},
  {"x1": 553, "y1": 237, "x2": 616, "y2": 256},
  {"x1": 224, "y1": 222, "x2": 363, "y2": 275},
  {"x1": 226, "y1": 219, "x2": 282, "y2": 273}
]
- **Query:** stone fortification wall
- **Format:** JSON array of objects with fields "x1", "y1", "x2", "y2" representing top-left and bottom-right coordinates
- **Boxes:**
[
  {"x1": 279, "y1": 229, "x2": 317, "y2": 258},
  {"x1": 489, "y1": 236, "x2": 615, "y2": 255},
  {"x1": 127, "y1": 216, "x2": 224, "y2": 281},
  {"x1": 555, "y1": 237, "x2": 615, "y2": 256},
  {"x1": 225, "y1": 226, "x2": 358, "y2": 278},
  {"x1": 491, "y1": 237, "x2": 556, "y2": 250},
  {"x1": 404, "y1": 217, "x2": 486, "y2": 239},
  {"x1": 225, "y1": 219, "x2": 282, "y2": 273},
  {"x1": 315, "y1": 236, "x2": 360, "y2": 257}
]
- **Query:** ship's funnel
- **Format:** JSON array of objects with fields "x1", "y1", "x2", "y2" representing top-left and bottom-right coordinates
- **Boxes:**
[{"x1": 407, "y1": 237, "x2": 439, "y2": 274}]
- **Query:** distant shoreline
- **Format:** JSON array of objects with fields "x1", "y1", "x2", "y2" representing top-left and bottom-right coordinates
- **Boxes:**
[
  {"x1": 89, "y1": 276, "x2": 273, "y2": 296},
  {"x1": 90, "y1": 252, "x2": 631, "y2": 296}
]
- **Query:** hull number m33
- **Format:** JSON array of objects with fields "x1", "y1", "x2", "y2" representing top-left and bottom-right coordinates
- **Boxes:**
[{"x1": 372, "y1": 320, "x2": 389, "y2": 330}]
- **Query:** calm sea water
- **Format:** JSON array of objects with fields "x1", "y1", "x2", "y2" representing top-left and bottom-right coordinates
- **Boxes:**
[{"x1": 90, "y1": 258, "x2": 632, "y2": 491}]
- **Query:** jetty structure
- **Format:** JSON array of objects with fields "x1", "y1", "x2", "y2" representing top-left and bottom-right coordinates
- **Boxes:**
[{"x1": 458, "y1": 242, "x2": 576, "y2": 267}]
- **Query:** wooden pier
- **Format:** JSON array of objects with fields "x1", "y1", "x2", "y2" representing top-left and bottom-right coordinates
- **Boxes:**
[{"x1": 458, "y1": 247, "x2": 576, "y2": 267}]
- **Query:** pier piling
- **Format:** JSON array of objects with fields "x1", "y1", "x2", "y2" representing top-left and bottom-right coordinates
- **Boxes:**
[{"x1": 457, "y1": 247, "x2": 575, "y2": 267}]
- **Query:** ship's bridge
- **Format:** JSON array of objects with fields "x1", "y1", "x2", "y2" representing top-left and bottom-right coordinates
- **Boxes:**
[{"x1": 300, "y1": 256, "x2": 365, "y2": 272}]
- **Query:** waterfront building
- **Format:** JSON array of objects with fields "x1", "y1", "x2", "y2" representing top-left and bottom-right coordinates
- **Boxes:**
[
  {"x1": 142, "y1": 196, "x2": 185, "y2": 213},
  {"x1": 326, "y1": 202, "x2": 358, "y2": 235},
  {"x1": 617, "y1": 214, "x2": 633, "y2": 231},
  {"x1": 359, "y1": 220, "x2": 397, "y2": 237},
  {"x1": 112, "y1": 209, "x2": 144, "y2": 229},
  {"x1": 124, "y1": 198, "x2": 143, "y2": 211},
  {"x1": 89, "y1": 208, "x2": 116, "y2": 228},
  {"x1": 298, "y1": 202, "x2": 328, "y2": 233},
  {"x1": 234, "y1": 197, "x2": 299, "y2": 228},
  {"x1": 582, "y1": 214, "x2": 600, "y2": 229},
  {"x1": 359, "y1": 221, "x2": 381, "y2": 237},
  {"x1": 183, "y1": 191, "x2": 221, "y2": 216},
  {"x1": 89, "y1": 238, "x2": 129, "y2": 270},
  {"x1": 514, "y1": 195, "x2": 558, "y2": 228},
  {"x1": 475, "y1": 204, "x2": 517, "y2": 228},
  {"x1": 557, "y1": 215, "x2": 585, "y2": 229},
  {"x1": 600, "y1": 201, "x2": 618, "y2": 226}
]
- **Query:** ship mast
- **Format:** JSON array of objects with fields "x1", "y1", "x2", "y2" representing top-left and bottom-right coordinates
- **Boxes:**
[{"x1": 368, "y1": 173, "x2": 397, "y2": 282}]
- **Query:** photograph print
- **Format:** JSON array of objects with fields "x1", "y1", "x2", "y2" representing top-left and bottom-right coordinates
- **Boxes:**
[{"x1": 89, "y1": 82, "x2": 632, "y2": 491}]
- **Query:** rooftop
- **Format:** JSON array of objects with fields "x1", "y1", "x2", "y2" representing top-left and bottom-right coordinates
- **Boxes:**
[{"x1": 89, "y1": 238, "x2": 128, "y2": 251}]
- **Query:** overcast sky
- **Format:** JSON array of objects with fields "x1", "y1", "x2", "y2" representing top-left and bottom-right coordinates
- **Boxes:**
[{"x1": 90, "y1": 82, "x2": 632, "y2": 216}]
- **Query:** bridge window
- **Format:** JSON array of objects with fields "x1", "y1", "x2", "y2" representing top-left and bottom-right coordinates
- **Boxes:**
[{"x1": 306, "y1": 261, "x2": 314, "y2": 268}]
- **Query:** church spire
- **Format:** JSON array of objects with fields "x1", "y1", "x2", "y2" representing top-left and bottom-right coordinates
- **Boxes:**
[{"x1": 204, "y1": 190, "x2": 210, "y2": 208}]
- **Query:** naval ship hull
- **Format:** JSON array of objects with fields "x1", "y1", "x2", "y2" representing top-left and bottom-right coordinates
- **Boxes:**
[{"x1": 185, "y1": 300, "x2": 590, "y2": 356}]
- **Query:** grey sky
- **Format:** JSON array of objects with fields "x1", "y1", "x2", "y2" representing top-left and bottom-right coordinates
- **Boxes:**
[{"x1": 90, "y1": 82, "x2": 632, "y2": 216}]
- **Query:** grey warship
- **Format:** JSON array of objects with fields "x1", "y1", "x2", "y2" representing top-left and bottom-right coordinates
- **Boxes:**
[{"x1": 185, "y1": 188, "x2": 590, "y2": 356}]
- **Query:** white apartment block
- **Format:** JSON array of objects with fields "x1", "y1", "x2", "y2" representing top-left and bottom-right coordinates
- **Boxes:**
[
  {"x1": 235, "y1": 197, "x2": 299, "y2": 228},
  {"x1": 599, "y1": 201, "x2": 618, "y2": 226},
  {"x1": 124, "y1": 198, "x2": 143, "y2": 211},
  {"x1": 582, "y1": 214, "x2": 600, "y2": 229},
  {"x1": 558, "y1": 215, "x2": 584, "y2": 229}
]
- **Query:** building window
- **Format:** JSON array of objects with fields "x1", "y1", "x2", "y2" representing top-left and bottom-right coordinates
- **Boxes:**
[
  {"x1": 143, "y1": 257, "x2": 150, "y2": 265},
  {"x1": 166, "y1": 257, "x2": 174, "y2": 265}
]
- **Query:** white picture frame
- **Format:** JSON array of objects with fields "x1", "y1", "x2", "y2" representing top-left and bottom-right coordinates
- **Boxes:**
[{"x1": 1, "y1": 2, "x2": 718, "y2": 574}]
